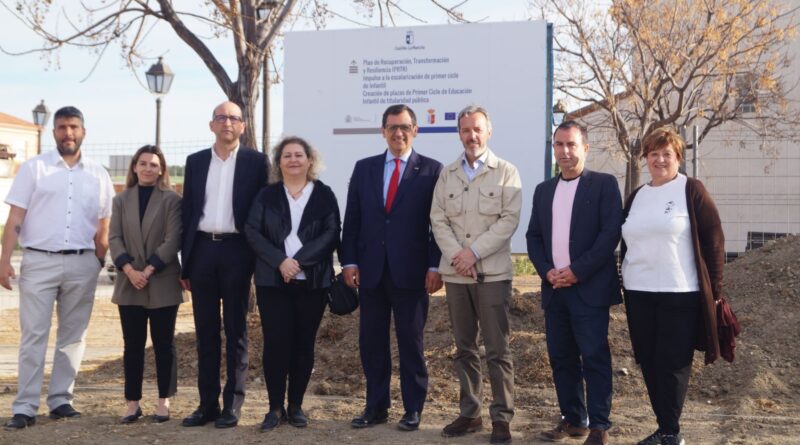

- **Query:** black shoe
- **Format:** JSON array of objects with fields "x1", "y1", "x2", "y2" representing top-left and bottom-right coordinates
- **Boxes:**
[
  {"x1": 351, "y1": 408, "x2": 389, "y2": 428},
  {"x1": 5, "y1": 414, "x2": 36, "y2": 429},
  {"x1": 120, "y1": 408, "x2": 143, "y2": 424},
  {"x1": 214, "y1": 408, "x2": 240, "y2": 428},
  {"x1": 260, "y1": 408, "x2": 287, "y2": 432},
  {"x1": 660, "y1": 433, "x2": 685, "y2": 445},
  {"x1": 287, "y1": 404, "x2": 308, "y2": 428},
  {"x1": 181, "y1": 405, "x2": 221, "y2": 427},
  {"x1": 398, "y1": 411, "x2": 420, "y2": 431},
  {"x1": 49, "y1": 404, "x2": 81, "y2": 419},
  {"x1": 637, "y1": 430, "x2": 663, "y2": 445},
  {"x1": 152, "y1": 414, "x2": 170, "y2": 423}
]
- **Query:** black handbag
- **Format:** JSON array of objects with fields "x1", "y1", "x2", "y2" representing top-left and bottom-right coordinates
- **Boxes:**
[{"x1": 327, "y1": 272, "x2": 359, "y2": 315}]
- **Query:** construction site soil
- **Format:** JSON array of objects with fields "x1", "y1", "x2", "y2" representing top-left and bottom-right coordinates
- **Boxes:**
[{"x1": 0, "y1": 235, "x2": 797, "y2": 444}]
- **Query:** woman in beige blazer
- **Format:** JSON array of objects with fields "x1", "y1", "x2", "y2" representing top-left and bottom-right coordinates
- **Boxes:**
[{"x1": 109, "y1": 145, "x2": 185, "y2": 424}]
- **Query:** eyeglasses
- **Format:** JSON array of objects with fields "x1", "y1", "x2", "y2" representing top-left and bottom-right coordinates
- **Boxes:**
[
  {"x1": 385, "y1": 124, "x2": 415, "y2": 133},
  {"x1": 213, "y1": 114, "x2": 244, "y2": 123}
]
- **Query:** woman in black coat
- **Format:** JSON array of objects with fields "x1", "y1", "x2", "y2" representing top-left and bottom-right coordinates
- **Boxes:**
[{"x1": 244, "y1": 136, "x2": 340, "y2": 432}]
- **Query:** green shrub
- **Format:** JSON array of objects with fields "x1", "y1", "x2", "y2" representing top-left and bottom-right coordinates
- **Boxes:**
[{"x1": 512, "y1": 256, "x2": 537, "y2": 276}]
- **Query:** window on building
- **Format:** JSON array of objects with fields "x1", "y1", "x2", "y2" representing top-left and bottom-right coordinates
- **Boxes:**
[
  {"x1": 0, "y1": 144, "x2": 16, "y2": 160},
  {"x1": 736, "y1": 73, "x2": 757, "y2": 114}
]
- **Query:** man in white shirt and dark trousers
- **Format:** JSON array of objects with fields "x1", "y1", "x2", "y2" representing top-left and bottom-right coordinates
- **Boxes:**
[
  {"x1": 180, "y1": 101, "x2": 268, "y2": 428},
  {"x1": 526, "y1": 121, "x2": 623, "y2": 445},
  {"x1": 1, "y1": 106, "x2": 114, "y2": 429}
]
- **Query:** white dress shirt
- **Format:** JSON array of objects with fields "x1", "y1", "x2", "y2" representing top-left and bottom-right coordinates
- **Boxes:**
[
  {"x1": 198, "y1": 145, "x2": 239, "y2": 233},
  {"x1": 5, "y1": 149, "x2": 115, "y2": 251},
  {"x1": 284, "y1": 182, "x2": 314, "y2": 280},
  {"x1": 382, "y1": 149, "x2": 412, "y2": 203}
]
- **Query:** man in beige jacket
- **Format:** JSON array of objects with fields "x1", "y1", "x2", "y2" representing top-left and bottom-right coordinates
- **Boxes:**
[{"x1": 430, "y1": 105, "x2": 522, "y2": 444}]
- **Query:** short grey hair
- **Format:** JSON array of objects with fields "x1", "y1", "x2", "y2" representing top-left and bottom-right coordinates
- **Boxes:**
[{"x1": 457, "y1": 105, "x2": 492, "y2": 131}]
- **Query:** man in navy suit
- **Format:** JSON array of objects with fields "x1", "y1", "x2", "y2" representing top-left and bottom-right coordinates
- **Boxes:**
[
  {"x1": 341, "y1": 104, "x2": 443, "y2": 431},
  {"x1": 526, "y1": 121, "x2": 622, "y2": 445},
  {"x1": 180, "y1": 101, "x2": 268, "y2": 428}
]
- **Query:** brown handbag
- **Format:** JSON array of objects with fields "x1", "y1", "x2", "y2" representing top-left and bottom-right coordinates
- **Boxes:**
[{"x1": 716, "y1": 297, "x2": 741, "y2": 363}]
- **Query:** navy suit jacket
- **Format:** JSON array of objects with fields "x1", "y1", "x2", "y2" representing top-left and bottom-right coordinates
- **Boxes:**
[
  {"x1": 180, "y1": 147, "x2": 268, "y2": 278},
  {"x1": 526, "y1": 169, "x2": 623, "y2": 308},
  {"x1": 341, "y1": 149, "x2": 443, "y2": 290}
]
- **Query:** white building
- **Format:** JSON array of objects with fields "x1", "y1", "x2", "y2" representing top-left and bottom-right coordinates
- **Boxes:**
[
  {"x1": 566, "y1": 37, "x2": 800, "y2": 255},
  {"x1": 0, "y1": 112, "x2": 39, "y2": 223}
]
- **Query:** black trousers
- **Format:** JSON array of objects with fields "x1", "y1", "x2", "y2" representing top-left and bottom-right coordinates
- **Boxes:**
[
  {"x1": 359, "y1": 267, "x2": 429, "y2": 413},
  {"x1": 188, "y1": 235, "x2": 254, "y2": 411},
  {"x1": 256, "y1": 283, "x2": 327, "y2": 411},
  {"x1": 626, "y1": 289, "x2": 700, "y2": 435},
  {"x1": 118, "y1": 304, "x2": 179, "y2": 400}
]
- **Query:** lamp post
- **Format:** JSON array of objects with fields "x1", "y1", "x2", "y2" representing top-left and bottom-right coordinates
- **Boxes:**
[
  {"x1": 145, "y1": 56, "x2": 175, "y2": 148},
  {"x1": 553, "y1": 99, "x2": 567, "y2": 126},
  {"x1": 549, "y1": 100, "x2": 568, "y2": 177},
  {"x1": 256, "y1": 1, "x2": 279, "y2": 153},
  {"x1": 32, "y1": 100, "x2": 51, "y2": 155}
]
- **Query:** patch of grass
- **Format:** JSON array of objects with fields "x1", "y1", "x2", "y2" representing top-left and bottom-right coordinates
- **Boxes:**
[{"x1": 512, "y1": 255, "x2": 537, "y2": 276}]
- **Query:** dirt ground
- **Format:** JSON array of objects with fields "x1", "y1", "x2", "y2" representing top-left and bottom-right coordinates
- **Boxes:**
[{"x1": 0, "y1": 236, "x2": 798, "y2": 444}]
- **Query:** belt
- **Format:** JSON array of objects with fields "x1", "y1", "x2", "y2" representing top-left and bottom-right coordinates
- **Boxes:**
[
  {"x1": 26, "y1": 247, "x2": 89, "y2": 255},
  {"x1": 197, "y1": 231, "x2": 242, "y2": 241}
]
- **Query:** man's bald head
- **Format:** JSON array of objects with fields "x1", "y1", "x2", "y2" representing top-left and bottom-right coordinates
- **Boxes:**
[
  {"x1": 209, "y1": 101, "x2": 246, "y2": 146},
  {"x1": 211, "y1": 101, "x2": 243, "y2": 119}
]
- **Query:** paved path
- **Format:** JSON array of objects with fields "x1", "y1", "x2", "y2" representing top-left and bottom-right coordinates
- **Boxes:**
[{"x1": 0, "y1": 252, "x2": 193, "y2": 378}]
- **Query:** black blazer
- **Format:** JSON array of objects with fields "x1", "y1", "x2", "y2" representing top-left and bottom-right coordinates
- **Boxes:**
[
  {"x1": 244, "y1": 180, "x2": 341, "y2": 289},
  {"x1": 526, "y1": 169, "x2": 623, "y2": 308},
  {"x1": 180, "y1": 147, "x2": 268, "y2": 277}
]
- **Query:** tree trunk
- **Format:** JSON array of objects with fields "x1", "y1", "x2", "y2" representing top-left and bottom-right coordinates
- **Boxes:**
[
  {"x1": 237, "y1": 88, "x2": 259, "y2": 149},
  {"x1": 226, "y1": 68, "x2": 260, "y2": 149},
  {"x1": 623, "y1": 140, "x2": 642, "y2": 198}
]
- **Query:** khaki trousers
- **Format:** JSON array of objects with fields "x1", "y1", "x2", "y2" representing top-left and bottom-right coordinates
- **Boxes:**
[
  {"x1": 13, "y1": 250, "x2": 101, "y2": 416},
  {"x1": 445, "y1": 280, "x2": 514, "y2": 422}
]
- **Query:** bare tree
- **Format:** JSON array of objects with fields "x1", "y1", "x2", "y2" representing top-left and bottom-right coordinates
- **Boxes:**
[
  {"x1": 1, "y1": 0, "x2": 471, "y2": 148},
  {"x1": 535, "y1": 0, "x2": 799, "y2": 196}
]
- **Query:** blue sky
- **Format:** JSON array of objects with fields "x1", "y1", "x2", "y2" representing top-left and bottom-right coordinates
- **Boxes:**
[{"x1": 0, "y1": 1, "x2": 530, "y2": 151}]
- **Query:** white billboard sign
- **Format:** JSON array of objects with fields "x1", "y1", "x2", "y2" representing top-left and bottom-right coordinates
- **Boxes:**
[{"x1": 284, "y1": 21, "x2": 550, "y2": 253}]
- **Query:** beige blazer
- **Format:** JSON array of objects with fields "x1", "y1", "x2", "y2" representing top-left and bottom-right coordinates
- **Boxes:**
[
  {"x1": 109, "y1": 185, "x2": 186, "y2": 308},
  {"x1": 430, "y1": 149, "x2": 522, "y2": 283}
]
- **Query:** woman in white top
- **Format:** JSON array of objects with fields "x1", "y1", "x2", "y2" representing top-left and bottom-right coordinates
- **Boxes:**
[
  {"x1": 621, "y1": 127, "x2": 725, "y2": 445},
  {"x1": 244, "y1": 137, "x2": 341, "y2": 432}
]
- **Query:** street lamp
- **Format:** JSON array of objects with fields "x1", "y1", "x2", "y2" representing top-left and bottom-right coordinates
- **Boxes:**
[
  {"x1": 553, "y1": 99, "x2": 567, "y2": 126},
  {"x1": 256, "y1": 1, "x2": 279, "y2": 153},
  {"x1": 32, "y1": 100, "x2": 50, "y2": 155},
  {"x1": 548, "y1": 100, "x2": 569, "y2": 178},
  {"x1": 145, "y1": 56, "x2": 175, "y2": 148}
]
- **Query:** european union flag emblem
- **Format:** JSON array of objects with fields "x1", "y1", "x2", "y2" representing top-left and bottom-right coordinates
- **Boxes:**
[{"x1": 445, "y1": 112, "x2": 456, "y2": 120}]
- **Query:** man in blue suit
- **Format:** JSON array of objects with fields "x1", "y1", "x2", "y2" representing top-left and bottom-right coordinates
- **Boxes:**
[
  {"x1": 526, "y1": 121, "x2": 622, "y2": 445},
  {"x1": 342, "y1": 104, "x2": 443, "y2": 431},
  {"x1": 180, "y1": 101, "x2": 268, "y2": 429}
]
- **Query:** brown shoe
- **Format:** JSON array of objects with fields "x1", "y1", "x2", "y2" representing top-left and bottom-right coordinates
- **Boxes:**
[
  {"x1": 490, "y1": 420, "x2": 512, "y2": 444},
  {"x1": 583, "y1": 428, "x2": 609, "y2": 445},
  {"x1": 441, "y1": 416, "x2": 483, "y2": 437},
  {"x1": 539, "y1": 420, "x2": 590, "y2": 442}
]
